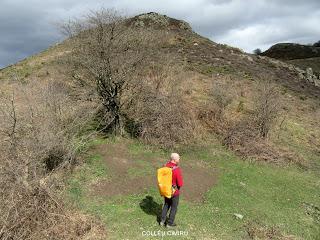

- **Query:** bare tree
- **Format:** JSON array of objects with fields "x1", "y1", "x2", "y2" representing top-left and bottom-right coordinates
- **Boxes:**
[
  {"x1": 252, "y1": 80, "x2": 282, "y2": 138},
  {"x1": 61, "y1": 8, "x2": 154, "y2": 135}
]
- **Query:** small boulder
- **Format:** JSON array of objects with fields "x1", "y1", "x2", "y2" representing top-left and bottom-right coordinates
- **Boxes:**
[{"x1": 233, "y1": 213, "x2": 244, "y2": 220}]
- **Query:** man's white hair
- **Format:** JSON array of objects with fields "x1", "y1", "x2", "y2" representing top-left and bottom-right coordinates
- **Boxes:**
[{"x1": 170, "y1": 153, "x2": 180, "y2": 161}]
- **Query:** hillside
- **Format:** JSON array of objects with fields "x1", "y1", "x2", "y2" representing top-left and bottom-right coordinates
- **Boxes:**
[
  {"x1": 288, "y1": 57, "x2": 320, "y2": 74},
  {"x1": 1, "y1": 12, "x2": 320, "y2": 239},
  {"x1": 262, "y1": 43, "x2": 320, "y2": 81},
  {"x1": 261, "y1": 43, "x2": 320, "y2": 60}
]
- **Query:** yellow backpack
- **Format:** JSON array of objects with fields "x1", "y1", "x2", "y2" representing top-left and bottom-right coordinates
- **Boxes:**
[{"x1": 157, "y1": 166, "x2": 177, "y2": 198}]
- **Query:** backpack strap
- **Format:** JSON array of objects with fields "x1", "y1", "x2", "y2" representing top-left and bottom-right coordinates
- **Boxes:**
[
  {"x1": 163, "y1": 164, "x2": 179, "y2": 170},
  {"x1": 162, "y1": 165, "x2": 179, "y2": 188},
  {"x1": 169, "y1": 165, "x2": 179, "y2": 190}
]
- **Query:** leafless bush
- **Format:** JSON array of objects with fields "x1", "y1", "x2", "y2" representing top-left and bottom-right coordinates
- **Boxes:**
[
  {"x1": 223, "y1": 117, "x2": 276, "y2": 162},
  {"x1": 223, "y1": 115, "x2": 306, "y2": 165},
  {"x1": 222, "y1": 80, "x2": 307, "y2": 165},
  {"x1": 124, "y1": 63, "x2": 200, "y2": 148},
  {"x1": 210, "y1": 82, "x2": 233, "y2": 121},
  {"x1": 222, "y1": 80, "x2": 281, "y2": 146},
  {"x1": 252, "y1": 80, "x2": 282, "y2": 138},
  {"x1": 197, "y1": 82, "x2": 233, "y2": 135},
  {"x1": 0, "y1": 179, "x2": 105, "y2": 240},
  {"x1": 0, "y1": 78, "x2": 106, "y2": 239}
]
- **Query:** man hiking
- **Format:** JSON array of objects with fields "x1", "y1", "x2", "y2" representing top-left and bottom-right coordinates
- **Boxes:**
[{"x1": 159, "y1": 153, "x2": 183, "y2": 227}]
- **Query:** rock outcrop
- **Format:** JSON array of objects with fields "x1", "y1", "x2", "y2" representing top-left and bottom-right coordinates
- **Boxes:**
[
  {"x1": 258, "y1": 55, "x2": 320, "y2": 87},
  {"x1": 129, "y1": 12, "x2": 192, "y2": 32},
  {"x1": 305, "y1": 67, "x2": 320, "y2": 87}
]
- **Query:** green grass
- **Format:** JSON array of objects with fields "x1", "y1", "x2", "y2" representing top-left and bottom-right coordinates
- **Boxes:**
[
  {"x1": 66, "y1": 137, "x2": 320, "y2": 239},
  {"x1": 189, "y1": 63, "x2": 235, "y2": 76},
  {"x1": 0, "y1": 64, "x2": 33, "y2": 81},
  {"x1": 127, "y1": 161, "x2": 154, "y2": 179},
  {"x1": 68, "y1": 153, "x2": 108, "y2": 203},
  {"x1": 0, "y1": 43, "x2": 64, "y2": 81},
  {"x1": 272, "y1": 118, "x2": 320, "y2": 169}
]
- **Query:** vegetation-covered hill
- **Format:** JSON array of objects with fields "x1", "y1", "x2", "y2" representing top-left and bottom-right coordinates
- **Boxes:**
[
  {"x1": 1, "y1": 12, "x2": 319, "y2": 239},
  {"x1": 288, "y1": 57, "x2": 320, "y2": 74},
  {"x1": 261, "y1": 43, "x2": 320, "y2": 60},
  {"x1": 262, "y1": 42, "x2": 320, "y2": 77}
]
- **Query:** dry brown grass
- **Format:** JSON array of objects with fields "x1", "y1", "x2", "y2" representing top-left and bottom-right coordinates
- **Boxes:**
[
  {"x1": 0, "y1": 78, "x2": 107, "y2": 239},
  {"x1": 124, "y1": 63, "x2": 201, "y2": 148},
  {"x1": 196, "y1": 79, "x2": 308, "y2": 166},
  {"x1": 223, "y1": 117, "x2": 306, "y2": 166},
  {"x1": 245, "y1": 221, "x2": 298, "y2": 240}
]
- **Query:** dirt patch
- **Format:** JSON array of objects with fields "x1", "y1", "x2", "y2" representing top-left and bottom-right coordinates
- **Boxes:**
[
  {"x1": 91, "y1": 141, "x2": 218, "y2": 202},
  {"x1": 95, "y1": 142, "x2": 132, "y2": 175},
  {"x1": 182, "y1": 164, "x2": 217, "y2": 202}
]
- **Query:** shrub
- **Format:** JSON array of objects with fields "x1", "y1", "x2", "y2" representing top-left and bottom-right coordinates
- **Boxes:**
[
  {"x1": 313, "y1": 40, "x2": 320, "y2": 47},
  {"x1": 253, "y1": 48, "x2": 262, "y2": 55},
  {"x1": 124, "y1": 64, "x2": 199, "y2": 148},
  {"x1": 0, "y1": 78, "x2": 105, "y2": 239}
]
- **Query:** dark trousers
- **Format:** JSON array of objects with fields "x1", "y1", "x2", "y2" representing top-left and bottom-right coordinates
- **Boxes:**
[{"x1": 160, "y1": 195, "x2": 179, "y2": 224}]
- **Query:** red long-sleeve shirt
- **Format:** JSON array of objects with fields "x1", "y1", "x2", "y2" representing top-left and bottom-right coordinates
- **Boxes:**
[{"x1": 165, "y1": 161, "x2": 183, "y2": 196}]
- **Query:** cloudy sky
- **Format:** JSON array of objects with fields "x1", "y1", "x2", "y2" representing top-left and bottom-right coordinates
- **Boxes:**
[{"x1": 1, "y1": 0, "x2": 320, "y2": 68}]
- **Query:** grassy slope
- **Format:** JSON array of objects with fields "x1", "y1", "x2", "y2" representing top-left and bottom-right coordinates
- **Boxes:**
[{"x1": 67, "y1": 136, "x2": 320, "y2": 240}]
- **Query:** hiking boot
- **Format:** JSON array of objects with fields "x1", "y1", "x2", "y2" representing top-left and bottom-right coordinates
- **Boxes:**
[{"x1": 166, "y1": 223, "x2": 177, "y2": 227}]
